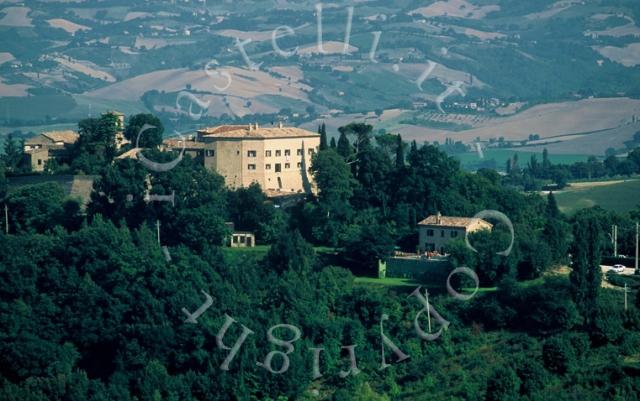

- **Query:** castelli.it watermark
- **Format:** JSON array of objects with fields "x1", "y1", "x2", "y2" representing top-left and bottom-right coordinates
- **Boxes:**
[{"x1": 176, "y1": 2, "x2": 470, "y2": 121}]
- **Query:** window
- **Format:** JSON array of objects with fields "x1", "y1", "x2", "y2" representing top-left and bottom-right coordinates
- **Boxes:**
[
  {"x1": 37, "y1": 159, "x2": 42, "y2": 165},
  {"x1": 451, "y1": 231, "x2": 458, "y2": 238},
  {"x1": 266, "y1": 164, "x2": 271, "y2": 170},
  {"x1": 236, "y1": 150, "x2": 240, "y2": 155},
  {"x1": 297, "y1": 162, "x2": 302, "y2": 168},
  {"x1": 275, "y1": 163, "x2": 281, "y2": 172},
  {"x1": 297, "y1": 149, "x2": 303, "y2": 156},
  {"x1": 265, "y1": 150, "x2": 272, "y2": 157},
  {"x1": 441, "y1": 230, "x2": 445, "y2": 237},
  {"x1": 276, "y1": 150, "x2": 282, "y2": 157},
  {"x1": 248, "y1": 164, "x2": 256, "y2": 170},
  {"x1": 426, "y1": 229, "x2": 434, "y2": 237},
  {"x1": 284, "y1": 149, "x2": 291, "y2": 156},
  {"x1": 247, "y1": 150, "x2": 257, "y2": 157},
  {"x1": 240, "y1": 236, "x2": 245, "y2": 244},
  {"x1": 205, "y1": 150, "x2": 215, "y2": 157},
  {"x1": 308, "y1": 148, "x2": 315, "y2": 155},
  {"x1": 285, "y1": 163, "x2": 290, "y2": 169}
]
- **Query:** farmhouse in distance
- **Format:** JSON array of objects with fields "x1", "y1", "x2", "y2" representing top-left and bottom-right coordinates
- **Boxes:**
[{"x1": 418, "y1": 212, "x2": 492, "y2": 254}]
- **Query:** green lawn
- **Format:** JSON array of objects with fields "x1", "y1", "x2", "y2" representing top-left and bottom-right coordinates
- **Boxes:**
[
  {"x1": 555, "y1": 179, "x2": 640, "y2": 215},
  {"x1": 354, "y1": 274, "x2": 552, "y2": 294},
  {"x1": 221, "y1": 245, "x2": 270, "y2": 265},
  {"x1": 354, "y1": 277, "x2": 420, "y2": 287}
]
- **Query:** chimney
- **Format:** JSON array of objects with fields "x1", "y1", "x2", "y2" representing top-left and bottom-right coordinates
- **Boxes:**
[
  {"x1": 255, "y1": 122, "x2": 259, "y2": 129},
  {"x1": 436, "y1": 211, "x2": 441, "y2": 224},
  {"x1": 278, "y1": 121, "x2": 283, "y2": 128},
  {"x1": 248, "y1": 123, "x2": 253, "y2": 131}
]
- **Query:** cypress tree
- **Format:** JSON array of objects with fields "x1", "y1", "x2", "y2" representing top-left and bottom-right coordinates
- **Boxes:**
[
  {"x1": 546, "y1": 192, "x2": 560, "y2": 219},
  {"x1": 330, "y1": 137, "x2": 337, "y2": 148},
  {"x1": 408, "y1": 140, "x2": 418, "y2": 163},
  {"x1": 319, "y1": 123, "x2": 328, "y2": 151},
  {"x1": 543, "y1": 191, "x2": 570, "y2": 262},
  {"x1": 2, "y1": 133, "x2": 23, "y2": 171},
  {"x1": 337, "y1": 130, "x2": 351, "y2": 159},
  {"x1": 569, "y1": 211, "x2": 603, "y2": 328},
  {"x1": 0, "y1": 164, "x2": 6, "y2": 200},
  {"x1": 542, "y1": 148, "x2": 551, "y2": 171},
  {"x1": 395, "y1": 134, "x2": 405, "y2": 168}
]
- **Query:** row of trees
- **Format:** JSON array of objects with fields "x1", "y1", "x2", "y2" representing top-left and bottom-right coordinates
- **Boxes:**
[{"x1": 505, "y1": 147, "x2": 640, "y2": 189}]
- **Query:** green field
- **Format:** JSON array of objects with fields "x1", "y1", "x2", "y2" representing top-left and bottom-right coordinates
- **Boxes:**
[
  {"x1": 0, "y1": 122, "x2": 78, "y2": 136},
  {"x1": 454, "y1": 148, "x2": 591, "y2": 171},
  {"x1": 0, "y1": 94, "x2": 77, "y2": 122},
  {"x1": 555, "y1": 179, "x2": 640, "y2": 215}
]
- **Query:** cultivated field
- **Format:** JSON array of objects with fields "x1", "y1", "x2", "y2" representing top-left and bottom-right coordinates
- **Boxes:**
[
  {"x1": 85, "y1": 67, "x2": 312, "y2": 118},
  {"x1": 594, "y1": 43, "x2": 640, "y2": 67},
  {"x1": 391, "y1": 97, "x2": 640, "y2": 148},
  {"x1": 53, "y1": 56, "x2": 116, "y2": 82},
  {"x1": 0, "y1": 52, "x2": 15, "y2": 65},
  {"x1": 523, "y1": 121, "x2": 640, "y2": 155},
  {"x1": 298, "y1": 41, "x2": 358, "y2": 55},
  {"x1": 86, "y1": 67, "x2": 310, "y2": 101},
  {"x1": 586, "y1": 14, "x2": 640, "y2": 38},
  {"x1": 0, "y1": 78, "x2": 31, "y2": 96},
  {"x1": 524, "y1": 1, "x2": 580, "y2": 20},
  {"x1": 47, "y1": 18, "x2": 90, "y2": 35},
  {"x1": 409, "y1": 0, "x2": 500, "y2": 20},
  {"x1": 215, "y1": 29, "x2": 273, "y2": 42},
  {"x1": 0, "y1": 6, "x2": 32, "y2": 27}
]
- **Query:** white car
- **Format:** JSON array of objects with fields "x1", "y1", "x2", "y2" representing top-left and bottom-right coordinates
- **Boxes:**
[{"x1": 612, "y1": 264, "x2": 625, "y2": 273}]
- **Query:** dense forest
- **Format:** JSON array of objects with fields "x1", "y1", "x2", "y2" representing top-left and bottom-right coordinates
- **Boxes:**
[{"x1": 1, "y1": 117, "x2": 640, "y2": 400}]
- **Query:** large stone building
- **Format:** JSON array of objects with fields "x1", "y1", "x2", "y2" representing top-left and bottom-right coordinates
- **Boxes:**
[
  {"x1": 23, "y1": 130, "x2": 79, "y2": 172},
  {"x1": 164, "y1": 123, "x2": 320, "y2": 195},
  {"x1": 418, "y1": 212, "x2": 492, "y2": 254}
]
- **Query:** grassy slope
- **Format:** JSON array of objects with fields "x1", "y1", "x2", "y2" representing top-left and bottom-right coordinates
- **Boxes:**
[{"x1": 555, "y1": 179, "x2": 640, "y2": 215}]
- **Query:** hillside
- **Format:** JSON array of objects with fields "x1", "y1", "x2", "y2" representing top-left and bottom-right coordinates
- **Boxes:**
[
  {"x1": 555, "y1": 178, "x2": 640, "y2": 214},
  {"x1": 2, "y1": 0, "x2": 640, "y2": 163}
]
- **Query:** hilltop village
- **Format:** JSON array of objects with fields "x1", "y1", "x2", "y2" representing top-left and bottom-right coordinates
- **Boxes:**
[{"x1": 1, "y1": 111, "x2": 640, "y2": 400}]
